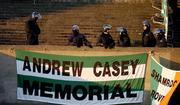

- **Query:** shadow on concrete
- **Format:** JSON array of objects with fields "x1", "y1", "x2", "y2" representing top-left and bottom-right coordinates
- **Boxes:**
[
  {"x1": 168, "y1": 83, "x2": 180, "y2": 105},
  {"x1": 160, "y1": 57, "x2": 180, "y2": 70},
  {"x1": 0, "y1": 0, "x2": 107, "y2": 20},
  {"x1": 0, "y1": 53, "x2": 16, "y2": 104}
]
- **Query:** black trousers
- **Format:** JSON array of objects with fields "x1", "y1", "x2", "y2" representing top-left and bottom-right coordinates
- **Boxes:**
[{"x1": 26, "y1": 33, "x2": 39, "y2": 45}]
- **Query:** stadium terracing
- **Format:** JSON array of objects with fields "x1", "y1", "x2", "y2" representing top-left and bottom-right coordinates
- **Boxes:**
[{"x1": 0, "y1": 0, "x2": 179, "y2": 46}]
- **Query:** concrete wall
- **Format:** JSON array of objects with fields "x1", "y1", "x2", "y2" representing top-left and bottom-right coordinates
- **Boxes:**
[{"x1": 0, "y1": 45, "x2": 180, "y2": 105}]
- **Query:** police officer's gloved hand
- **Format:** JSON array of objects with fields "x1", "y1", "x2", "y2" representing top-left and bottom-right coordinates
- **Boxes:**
[
  {"x1": 88, "y1": 45, "x2": 93, "y2": 48},
  {"x1": 109, "y1": 45, "x2": 114, "y2": 49},
  {"x1": 109, "y1": 42, "x2": 115, "y2": 49},
  {"x1": 76, "y1": 42, "x2": 81, "y2": 48}
]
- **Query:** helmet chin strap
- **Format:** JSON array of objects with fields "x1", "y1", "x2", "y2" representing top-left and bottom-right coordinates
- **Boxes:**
[
  {"x1": 103, "y1": 31, "x2": 109, "y2": 34},
  {"x1": 73, "y1": 30, "x2": 79, "y2": 36}
]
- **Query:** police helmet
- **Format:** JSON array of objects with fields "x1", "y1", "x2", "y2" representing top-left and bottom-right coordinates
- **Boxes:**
[
  {"x1": 143, "y1": 20, "x2": 150, "y2": 27},
  {"x1": 72, "y1": 25, "x2": 80, "y2": 31},
  {"x1": 32, "y1": 12, "x2": 42, "y2": 19},
  {"x1": 117, "y1": 27, "x2": 128, "y2": 35},
  {"x1": 153, "y1": 28, "x2": 164, "y2": 35},
  {"x1": 103, "y1": 24, "x2": 112, "y2": 30}
]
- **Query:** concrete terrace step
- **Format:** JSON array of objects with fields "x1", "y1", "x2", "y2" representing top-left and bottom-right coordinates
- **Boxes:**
[
  {"x1": 151, "y1": 0, "x2": 161, "y2": 10},
  {"x1": 0, "y1": 0, "x2": 161, "y2": 45}
]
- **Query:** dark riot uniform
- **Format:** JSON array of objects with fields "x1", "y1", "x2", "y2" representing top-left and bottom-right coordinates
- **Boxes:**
[
  {"x1": 154, "y1": 29, "x2": 167, "y2": 47},
  {"x1": 119, "y1": 35, "x2": 131, "y2": 47},
  {"x1": 25, "y1": 18, "x2": 41, "y2": 45},
  {"x1": 97, "y1": 32, "x2": 115, "y2": 49},
  {"x1": 142, "y1": 30, "x2": 156, "y2": 47},
  {"x1": 156, "y1": 38, "x2": 167, "y2": 47},
  {"x1": 142, "y1": 24, "x2": 156, "y2": 47},
  {"x1": 68, "y1": 32, "x2": 92, "y2": 48},
  {"x1": 118, "y1": 28, "x2": 131, "y2": 47}
]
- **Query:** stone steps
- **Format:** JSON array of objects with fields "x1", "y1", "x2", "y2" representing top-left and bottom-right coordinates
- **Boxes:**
[{"x1": 0, "y1": 0, "x2": 161, "y2": 45}]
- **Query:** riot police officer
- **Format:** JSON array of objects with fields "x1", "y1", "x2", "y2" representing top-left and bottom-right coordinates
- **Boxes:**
[
  {"x1": 154, "y1": 28, "x2": 167, "y2": 47},
  {"x1": 68, "y1": 25, "x2": 93, "y2": 48},
  {"x1": 142, "y1": 20, "x2": 156, "y2": 47},
  {"x1": 117, "y1": 27, "x2": 131, "y2": 47},
  {"x1": 96, "y1": 24, "x2": 115, "y2": 49},
  {"x1": 25, "y1": 12, "x2": 41, "y2": 45}
]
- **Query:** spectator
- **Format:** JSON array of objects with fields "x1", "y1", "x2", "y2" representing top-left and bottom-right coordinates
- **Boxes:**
[
  {"x1": 68, "y1": 25, "x2": 92, "y2": 48},
  {"x1": 142, "y1": 20, "x2": 156, "y2": 47},
  {"x1": 117, "y1": 27, "x2": 131, "y2": 47},
  {"x1": 25, "y1": 12, "x2": 41, "y2": 45},
  {"x1": 154, "y1": 28, "x2": 167, "y2": 47},
  {"x1": 96, "y1": 24, "x2": 115, "y2": 49}
]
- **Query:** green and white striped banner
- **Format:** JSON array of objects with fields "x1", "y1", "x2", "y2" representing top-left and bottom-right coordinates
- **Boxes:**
[{"x1": 16, "y1": 49, "x2": 147, "y2": 105}]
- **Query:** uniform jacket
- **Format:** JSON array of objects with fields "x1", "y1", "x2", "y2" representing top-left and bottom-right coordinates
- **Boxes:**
[
  {"x1": 97, "y1": 32, "x2": 115, "y2": 49},
  {"x1": 25, "y1": 19, "x2": 41, "y2": 45},
  {"x1": 68, "y1": 33, "x2": 92, "y2": 48}
]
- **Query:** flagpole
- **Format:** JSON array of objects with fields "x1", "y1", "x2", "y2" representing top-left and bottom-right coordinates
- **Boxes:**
[{"x1": 34, "y1": 0, "x2": 36, "y2": 5}]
